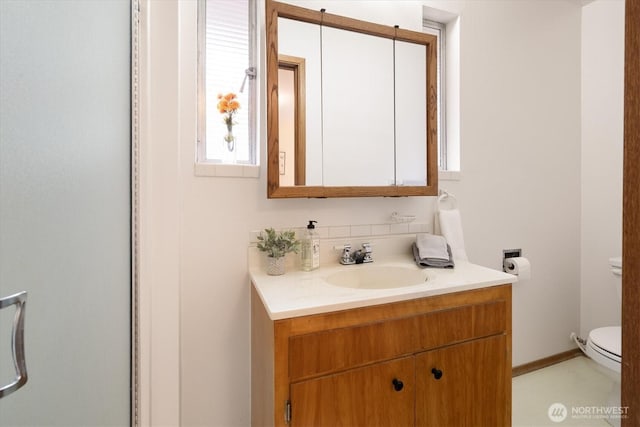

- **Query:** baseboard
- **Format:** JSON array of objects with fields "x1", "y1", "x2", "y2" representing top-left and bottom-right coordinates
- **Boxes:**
[{"x1": 512, "y1": 348, "x2": 584, "y2": 377}]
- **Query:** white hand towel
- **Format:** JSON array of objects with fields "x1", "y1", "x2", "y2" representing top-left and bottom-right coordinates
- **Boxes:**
[
  {"x1": 416, "y1": 234, "x2": 450, "y2": 261},
  {"x1": 438, "y1": 209, "x2": 469, "y2": 261}
]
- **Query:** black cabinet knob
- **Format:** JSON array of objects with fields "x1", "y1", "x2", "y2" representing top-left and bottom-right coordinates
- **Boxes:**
[
  {"x1": 392, "y1": 378, "x2": 404, "y2": 391},
  {"x1": 431, "y1": 368, "x2": 443, "y2": 380}
]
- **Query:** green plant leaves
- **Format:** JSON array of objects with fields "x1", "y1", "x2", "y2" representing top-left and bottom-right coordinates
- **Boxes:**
[{"x1": 257, "y1": 227, "x2": 300, "y2": 258}]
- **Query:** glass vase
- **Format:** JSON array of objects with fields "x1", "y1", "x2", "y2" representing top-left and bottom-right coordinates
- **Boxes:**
[
  {"x1": 223, "y1": 124, "x2": 237, "y2": 163},
  {"x1": 225, "y1": 128, "x2": 235, "y2": 152}
]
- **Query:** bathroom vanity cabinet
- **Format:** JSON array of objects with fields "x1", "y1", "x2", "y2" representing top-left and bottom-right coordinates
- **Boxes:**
[{"x1": 251, "y1": 284, "x2": 512, "y2": 426}]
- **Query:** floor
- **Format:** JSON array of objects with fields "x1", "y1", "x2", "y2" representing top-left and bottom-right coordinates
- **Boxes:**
[{"x1": 512, "y1": 356, "x2": 619, "y2": 426}]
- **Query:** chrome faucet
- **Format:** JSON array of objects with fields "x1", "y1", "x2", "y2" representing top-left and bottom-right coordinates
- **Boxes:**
[{"x1": 339, "y1": 243, "x2": 373, "y2": 265}]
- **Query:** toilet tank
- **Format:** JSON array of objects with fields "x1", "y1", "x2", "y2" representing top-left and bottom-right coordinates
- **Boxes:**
[{"x1": 609, "y1": 256, "x2": 622, "y2": 301}]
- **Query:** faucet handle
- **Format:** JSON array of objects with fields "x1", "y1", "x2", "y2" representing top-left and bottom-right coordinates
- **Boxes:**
[
  {"x1": 361, "y1": 243, "x2": 373, "y2": 263},
  {"x1": 338, "y1": 244, "x2": 355, "y2": 265}
]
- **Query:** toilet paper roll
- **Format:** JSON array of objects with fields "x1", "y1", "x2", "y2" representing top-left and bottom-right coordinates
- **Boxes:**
[{"x1": 504, "y1": 257, "x2": 531, "y2": 280}]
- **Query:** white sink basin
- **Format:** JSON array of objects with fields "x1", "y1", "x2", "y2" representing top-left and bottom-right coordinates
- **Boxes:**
[{"x1": 324, "y1": 266, "x2": 428, "y2": 289}]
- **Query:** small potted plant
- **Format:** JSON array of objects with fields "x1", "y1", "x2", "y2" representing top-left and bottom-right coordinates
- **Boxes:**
[{"x1": 257, "y1": 228, "x2": 300, "y2": 275}]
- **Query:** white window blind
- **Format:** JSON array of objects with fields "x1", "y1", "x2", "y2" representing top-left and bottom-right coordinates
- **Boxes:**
[{"x1": 200, "y1": 0, "x2": 256, "y2": 164}]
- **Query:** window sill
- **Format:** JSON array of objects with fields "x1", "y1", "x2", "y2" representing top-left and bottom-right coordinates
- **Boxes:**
[
  {"x1": 439, "y1": 170, "x2": 461, "y2": 181},
  {"x1": 194, "y1": 162, "x2": 260, "y2": 178}
]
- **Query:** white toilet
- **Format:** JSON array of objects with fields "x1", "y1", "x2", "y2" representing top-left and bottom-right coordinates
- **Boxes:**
[
  {"x1": 574, "y1": 256, "x2": 622, "y2": 427},
  {"x1": 585, "y1": 256, "x2": 622, "y2": 374},
  {"x1": 585, "y1": 325, "x2": 621, "y2": 374}
]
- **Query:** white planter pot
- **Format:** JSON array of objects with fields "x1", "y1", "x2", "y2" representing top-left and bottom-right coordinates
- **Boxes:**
[{"x1": 266, "y1": 256, "x2": 285, "y2": 276}]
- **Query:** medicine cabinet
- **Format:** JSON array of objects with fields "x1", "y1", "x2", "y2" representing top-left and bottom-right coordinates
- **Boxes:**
[{"x1": 266, "y1": 0, "x2": 438, "y2": 198}]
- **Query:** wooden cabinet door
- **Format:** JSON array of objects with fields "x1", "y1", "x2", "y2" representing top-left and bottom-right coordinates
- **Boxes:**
[
  {"x1": 290, "y1": 356, "x2": 415, "y2": 427},
  {"x1": 415, "y1": 335, "x2": 508, "y2": 427}
]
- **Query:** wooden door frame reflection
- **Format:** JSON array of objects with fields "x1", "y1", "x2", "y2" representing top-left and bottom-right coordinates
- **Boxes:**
[{"x1": 278, "y1": 54, "x2": 306, "y2": 186}]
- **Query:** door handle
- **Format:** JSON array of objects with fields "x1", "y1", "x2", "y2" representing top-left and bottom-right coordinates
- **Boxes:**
[{"x1": 0, "y1": 291, "x2": 28, "y2": 399}]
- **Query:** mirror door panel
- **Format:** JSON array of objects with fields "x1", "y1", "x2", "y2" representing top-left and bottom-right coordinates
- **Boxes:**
[
  {"x1": 395, "y1": 40, "x2": 428, "y2": 186},
  {"x1": 322, "y1": 27, "x2": 395, "y2": 187}
]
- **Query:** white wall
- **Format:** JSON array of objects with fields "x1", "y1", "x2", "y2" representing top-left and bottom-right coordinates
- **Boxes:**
[
  {"x1": 580, "y1": 0, "x2": 625, "y2": 336},
  {"x1": 423, "y1": 0, "x2": 583, "y2": 366},
  {"x1": 143, "y1": 0, "x2": 585, "y2": 424}
]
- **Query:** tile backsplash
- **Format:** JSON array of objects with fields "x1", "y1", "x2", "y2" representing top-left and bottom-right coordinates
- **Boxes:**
[
  {"x1": 248, "y1": 221, "x2": 433, "y2": 271},
  {"x1": 249, "y1": 221, "x2": 433, "y2": 244}
]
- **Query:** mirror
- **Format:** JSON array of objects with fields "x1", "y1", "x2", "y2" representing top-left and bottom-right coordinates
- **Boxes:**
[
  {"x1": 267, "y1": 0, "x2": 438, "y2": 198},
  {"x1": 321, "y1": 25, "x2": 395, "y2": 187}
]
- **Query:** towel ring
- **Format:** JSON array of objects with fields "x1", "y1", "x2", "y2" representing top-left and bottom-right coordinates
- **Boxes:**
[{"x1": 437, "y1": 189, "x2": 458, "y2": 210}]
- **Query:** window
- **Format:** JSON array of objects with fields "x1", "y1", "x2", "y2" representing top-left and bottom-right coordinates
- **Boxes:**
[
  {"x1": 423, "y1": 19, "x2": 446, "y2": 170},
  {"x1": 198, "y1": 0, "x2": 257, "y2": 165},
  {"x1": 423, "y1": 7, "x2": 460, "y2": 174}
]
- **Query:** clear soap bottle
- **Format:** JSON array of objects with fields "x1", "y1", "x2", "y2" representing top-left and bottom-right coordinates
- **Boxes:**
[{"x1": 301, "y1": 220, "x2": 320, "y2": 271}]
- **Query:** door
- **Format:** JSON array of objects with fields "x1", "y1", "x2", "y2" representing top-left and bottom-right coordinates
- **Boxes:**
[
  {"x1": 416, "y1": 335, "x2": 508, "y2": 427},
  {"x1": 0, "y1": 0, "x2": 131, "y2": 425},
  {"x1": 290, "y1": 356, "x2": 415, "y2": 427}
]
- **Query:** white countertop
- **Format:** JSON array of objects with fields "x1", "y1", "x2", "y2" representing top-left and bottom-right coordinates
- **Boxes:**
[{"x1": 250, "y1": 256, "x2": 516, "y2": 320}]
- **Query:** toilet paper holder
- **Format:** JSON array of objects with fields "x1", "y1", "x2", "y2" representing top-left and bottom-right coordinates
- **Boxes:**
[{"x1": 502, "y1": 248, "x2": 522, "y2": 272}]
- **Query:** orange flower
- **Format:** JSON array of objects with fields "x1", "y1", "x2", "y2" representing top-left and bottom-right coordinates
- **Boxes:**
[
  {"x1": 217, "y1": 92, "x2": 240, "y2": 128},
  {"x1": 217, "y1": 99, "x2": 229, "y2": 113},
  {"x1": 216, "y1": 92, "x2": 240, "y2": 114}
]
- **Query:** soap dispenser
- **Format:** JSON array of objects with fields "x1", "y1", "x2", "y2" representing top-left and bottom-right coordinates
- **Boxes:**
[{"x1": 301, "y1": 220, "x2": 320, "y2": 271}]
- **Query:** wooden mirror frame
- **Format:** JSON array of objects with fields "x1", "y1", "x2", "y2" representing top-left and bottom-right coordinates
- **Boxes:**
[{"x1": 266, "y1": 0, "x2": 438, "y2": 198}]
